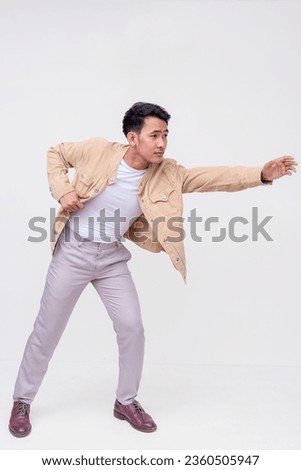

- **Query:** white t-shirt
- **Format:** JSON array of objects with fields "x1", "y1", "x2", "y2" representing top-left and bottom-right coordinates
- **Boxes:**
[{"x1": 69, "y1": 158, "x2": 146, "y2": 242}]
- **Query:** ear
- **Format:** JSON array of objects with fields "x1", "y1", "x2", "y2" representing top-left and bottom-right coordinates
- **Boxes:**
[{"x1": 127, "y1": 131, "x2": 137, "y2": 146}]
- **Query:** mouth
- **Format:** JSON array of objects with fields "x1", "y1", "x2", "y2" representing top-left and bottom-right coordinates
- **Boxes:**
[{"x1": 155, "y1": 152, "x2": 164, "y2": 156}]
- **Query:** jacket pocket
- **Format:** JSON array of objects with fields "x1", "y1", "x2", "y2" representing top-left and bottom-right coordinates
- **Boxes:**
[
  {"x1": 149, "y1": 186, "x2": 175, "y2": 203},
  {"x1": 149, "y1": 186, "x2": 181, "y2": 213},
  {"x1": 73, "y1": 172, "x2": 95, "y2": 193}
]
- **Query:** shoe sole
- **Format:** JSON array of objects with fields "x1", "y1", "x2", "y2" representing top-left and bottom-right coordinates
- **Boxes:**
[
  {"x1": 8, "y1": 424, "x2": 32, "y2": 438},
  {"x1": 114, "y1": 410, "x2": 157, "y2": 433}
]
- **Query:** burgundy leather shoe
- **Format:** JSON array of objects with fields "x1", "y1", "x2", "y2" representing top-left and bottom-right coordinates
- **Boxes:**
[
  {"x1": 114, "y1": 399, "x2": 157, "y2": 432},
  {"x1": 9, "y1": 401, "x2": 32, "y2": 438}
]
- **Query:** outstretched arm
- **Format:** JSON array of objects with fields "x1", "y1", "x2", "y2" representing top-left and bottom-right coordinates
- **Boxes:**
[{"x1": 261, "y1": 156, "x2": 298, "y2": 183}]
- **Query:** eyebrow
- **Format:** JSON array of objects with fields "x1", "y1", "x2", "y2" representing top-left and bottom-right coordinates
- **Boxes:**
[{"x1": 149, "y1": 129, "x2": 169, "y2": 134}]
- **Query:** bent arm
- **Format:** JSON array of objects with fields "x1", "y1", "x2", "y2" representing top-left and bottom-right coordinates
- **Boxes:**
[
  {"x1": 47, "y1": 141, "x2": 87, "y2": 202},
  {"x1": 47, "y1": 137, "x2": 109, "y2": 202}
]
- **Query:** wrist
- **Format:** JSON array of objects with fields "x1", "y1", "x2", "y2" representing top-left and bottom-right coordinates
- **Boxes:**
[{"x1": 260, "y1": 171, "x2": 273, "y2": 184}]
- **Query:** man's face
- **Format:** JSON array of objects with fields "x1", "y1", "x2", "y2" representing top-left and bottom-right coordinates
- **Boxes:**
[{"x1": 131, "y1": 116, "x2": 169, "y2": 165}]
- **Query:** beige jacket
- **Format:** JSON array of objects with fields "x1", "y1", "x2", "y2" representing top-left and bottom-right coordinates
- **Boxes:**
[{"x1": 48, "y1": 137, "x2": 266, "y2": 282}]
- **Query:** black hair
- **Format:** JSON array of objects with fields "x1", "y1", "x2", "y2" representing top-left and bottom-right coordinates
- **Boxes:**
[{"x1": 122, "y1": 102, "x2": 171, "y2": 136}]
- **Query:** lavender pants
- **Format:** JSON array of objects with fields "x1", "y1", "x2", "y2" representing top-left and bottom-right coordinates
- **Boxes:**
[{"x1": 13, "y1": 223, "x2": 144, "y2": 405}]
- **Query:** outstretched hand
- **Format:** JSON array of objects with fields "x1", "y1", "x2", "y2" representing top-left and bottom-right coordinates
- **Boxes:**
[{"x1": 261, "y1": 156, "x2": 298, "y2": 182}]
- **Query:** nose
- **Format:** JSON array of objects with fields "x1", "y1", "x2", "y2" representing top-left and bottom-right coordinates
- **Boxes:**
[{"x1": 157, "y1": 136, "x2": 165, "y2": 149}]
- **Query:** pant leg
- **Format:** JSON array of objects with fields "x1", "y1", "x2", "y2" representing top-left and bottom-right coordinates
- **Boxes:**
[
  {"x1": 13, "y1": 231, "x2": 91, "y2": 404},
  {"x1": 91, "y1": 244, "x2": 145, "y2": 406}
]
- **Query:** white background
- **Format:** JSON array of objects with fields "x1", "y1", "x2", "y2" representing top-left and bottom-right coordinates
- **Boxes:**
[{"x1": 0, "y1": 0, "x2": 300, "y2": 451}]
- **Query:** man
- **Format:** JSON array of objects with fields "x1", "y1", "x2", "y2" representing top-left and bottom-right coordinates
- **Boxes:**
[{"x1": 9, "y1": 102, "x2": 297, "y2": 437}]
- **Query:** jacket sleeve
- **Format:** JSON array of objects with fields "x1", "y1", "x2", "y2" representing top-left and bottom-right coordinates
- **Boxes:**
[
  {"x1": 47, "y1": 138, "x2": 108, "y2": 202},
  {"x1": 176, "y1": 164, "x2": 267, "y2": 193}
]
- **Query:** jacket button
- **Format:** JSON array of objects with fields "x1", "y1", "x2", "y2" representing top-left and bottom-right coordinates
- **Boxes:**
[
  {"x1": 94, "y1": 188, "x2": 99, "y2": 193},
  {"x1": 176, "y1": 257, "x2": 179, "y2": 261},
  {"x1": 109, "y1": 176, "x2": 116, "y2": 183},
  {"x1": 161, "y1": 193, "x2": 167, "y2": 200}
]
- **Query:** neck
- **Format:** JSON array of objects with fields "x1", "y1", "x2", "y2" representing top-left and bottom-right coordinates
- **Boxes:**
[{"x1": 123, "y1": 147, "x2": 149, "y2": 170}]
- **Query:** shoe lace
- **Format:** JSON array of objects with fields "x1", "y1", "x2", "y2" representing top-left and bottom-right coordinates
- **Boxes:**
[
  {"x1": 17, "y1": 402, "x2": 28, "y2": 415},
  {"x1": 132, "y1": 400, "x2": 145, "y2": 413}
]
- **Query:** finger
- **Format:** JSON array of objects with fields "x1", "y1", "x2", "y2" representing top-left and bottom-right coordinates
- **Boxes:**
[
  {"x1": 285, "y1": 165, "x2": 297, "y2": 173},
  {"x1": 65, "y1": 203, "x2": 81, "y2": 212}
]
